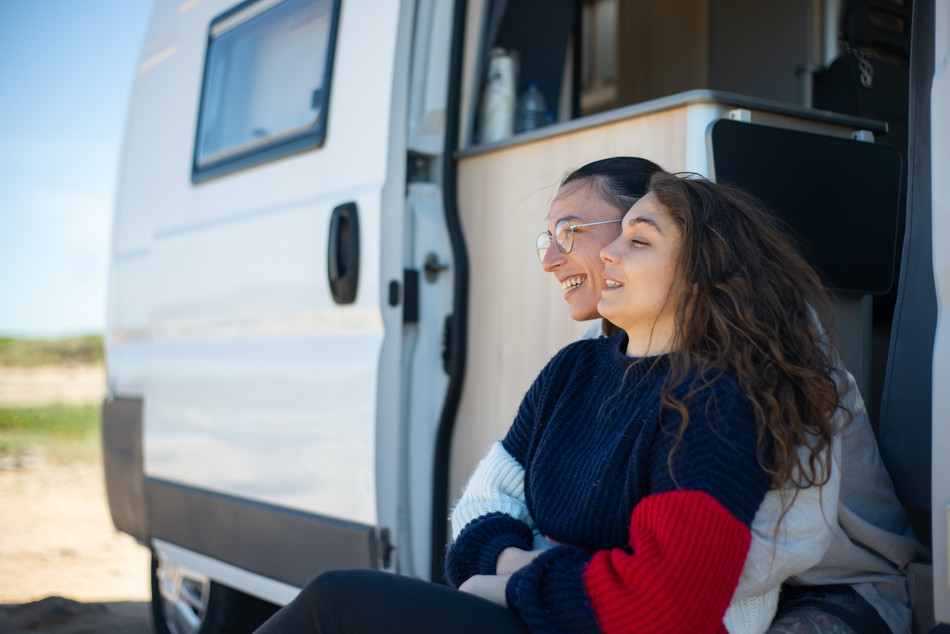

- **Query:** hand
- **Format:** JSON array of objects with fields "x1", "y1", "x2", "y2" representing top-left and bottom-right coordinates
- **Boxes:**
[
  {"x1": 459, "y1": 574, "x2": 510, "y2": 607},
  {"x1": 495, "y1": 547, "x2": 542, "y2": 575}
]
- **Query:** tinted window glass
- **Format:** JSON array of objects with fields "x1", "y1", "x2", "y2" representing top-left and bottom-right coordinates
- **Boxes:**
[{"x1": 193, "y1": 0, "x2": 339, "y2": 181}]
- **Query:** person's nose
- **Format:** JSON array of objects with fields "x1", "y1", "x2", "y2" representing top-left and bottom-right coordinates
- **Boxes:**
[
  {"x1": 600, "y1": 241, "x2": 618, "y2": 265},
  {"x1": 541, "y1": 243, "x2": 566, "y2": 271}
]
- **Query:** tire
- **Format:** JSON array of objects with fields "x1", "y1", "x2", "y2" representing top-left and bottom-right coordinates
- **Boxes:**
[{"x1": 150, "y1": 552, "x2": 279, "y2": 634}]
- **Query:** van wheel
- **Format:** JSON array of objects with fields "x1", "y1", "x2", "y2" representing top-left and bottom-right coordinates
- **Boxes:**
[{"x1": 150, "y1": 552, "x2": 279, "y2": 634}]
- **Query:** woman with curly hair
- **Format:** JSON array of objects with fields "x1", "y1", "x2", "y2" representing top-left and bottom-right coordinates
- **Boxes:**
[{"x1": 531, "y1": 160, "x2": 922, "y2": 634}]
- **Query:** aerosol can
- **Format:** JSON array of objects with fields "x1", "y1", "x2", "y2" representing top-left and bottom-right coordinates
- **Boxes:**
[{"x1": 480, "y1": 48, "x2": 517, "y2": 143}]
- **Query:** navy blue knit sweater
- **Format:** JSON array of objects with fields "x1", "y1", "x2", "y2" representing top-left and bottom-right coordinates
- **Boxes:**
[{"x1": 446, "y1": 335, "x2": 771, "y2": 633}]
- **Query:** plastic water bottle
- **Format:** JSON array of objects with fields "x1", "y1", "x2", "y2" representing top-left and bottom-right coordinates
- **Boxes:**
[{"x1": 516, "y1": 81, "x2": 547, "y2": 133}]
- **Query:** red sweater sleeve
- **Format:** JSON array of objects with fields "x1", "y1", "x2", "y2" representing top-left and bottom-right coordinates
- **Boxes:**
[{"x1": 584, "y1": 490, "x2": 751, "y2": 633}]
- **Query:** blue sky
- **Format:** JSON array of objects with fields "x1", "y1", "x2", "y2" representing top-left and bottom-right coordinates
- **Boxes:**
[{"x1": 0, "y1": 1, "x2": 153, "y2": 338}]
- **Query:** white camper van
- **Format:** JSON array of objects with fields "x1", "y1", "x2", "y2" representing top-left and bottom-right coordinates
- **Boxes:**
[{"x1": 103, "y1": 0, "x2": 949, "y2": 631}]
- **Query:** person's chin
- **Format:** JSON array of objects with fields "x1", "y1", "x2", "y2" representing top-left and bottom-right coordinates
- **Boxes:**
[
  {"x1": 571, "y1": 309, "x2": 600, "y2": 322},
  {"x1": 568, "y1": 298, "x2": 600, "y2": 322},
  {"x1": 596, "y1": 298, "x2": 619, "y2": 324}
]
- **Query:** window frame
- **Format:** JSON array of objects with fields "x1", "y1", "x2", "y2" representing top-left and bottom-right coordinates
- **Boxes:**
[{"x1": 191, "y1": 0, "x2": 342, "y2": 184}]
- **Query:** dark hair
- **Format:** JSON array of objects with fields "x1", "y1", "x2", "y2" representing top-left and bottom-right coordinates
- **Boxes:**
[
  {"x1": 648, "y1": 172, "x2": 839, "y2": 492},
  {"x1": 561, "y1": 156, "x2": 664, "y2": 215},
  {"x1": 561, "y1": 157, "x2": 664, "y2": 336}
]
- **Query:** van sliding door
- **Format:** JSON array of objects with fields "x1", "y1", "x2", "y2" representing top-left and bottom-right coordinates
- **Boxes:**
[{"x1": 135, "y1": 0, "x2": 408, "y2": 590}]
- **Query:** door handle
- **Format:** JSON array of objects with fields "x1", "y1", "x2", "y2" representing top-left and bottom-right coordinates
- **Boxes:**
[{"x1": 328, "y1": 202, "x2": 360, "y2": 305}]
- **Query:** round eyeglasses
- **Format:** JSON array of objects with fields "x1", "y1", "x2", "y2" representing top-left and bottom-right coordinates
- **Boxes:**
[{"x1": 536, "y1": 219, "x2": 622, "y2": 263}]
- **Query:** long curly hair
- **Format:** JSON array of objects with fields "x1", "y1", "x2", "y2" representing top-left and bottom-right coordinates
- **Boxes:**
[{"x1": 648, "y1": 172, "x2": 841, "y2": 491}]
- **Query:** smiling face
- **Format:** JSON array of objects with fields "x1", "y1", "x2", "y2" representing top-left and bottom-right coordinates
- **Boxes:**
[
  {"x1": 598, "y1": 192, "x2": 684, "y2": 356},
  {"x1": 541, "y1": 180, "x2": 626, "y2": 321}
]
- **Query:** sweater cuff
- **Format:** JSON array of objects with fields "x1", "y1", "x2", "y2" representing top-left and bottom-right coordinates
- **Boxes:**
[
  {"x1": 445, "y1": 512, "x2": 533, "y2": 587},
  {"x1": 505, "y1": 545, "x2": 600, "y2": 632}
]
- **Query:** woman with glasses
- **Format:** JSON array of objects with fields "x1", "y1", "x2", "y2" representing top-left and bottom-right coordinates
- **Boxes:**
[
  {"x1": 255, "y1": 171, "x2": 920, "y2": 634},
  {"x1": 535, "y1": 156, "x2": 662, "y2": 331}
]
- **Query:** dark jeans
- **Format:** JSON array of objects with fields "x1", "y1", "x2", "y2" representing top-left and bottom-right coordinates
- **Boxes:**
[
  {"x1": 769, "y1": 584, "x2": 893, "y2": 634},
  {"x1": 255, "y1": 571, "x2": 893, "y2": 634},
  {"x1": 253, "y1": 569, "x2": 529, "y2": 634}
]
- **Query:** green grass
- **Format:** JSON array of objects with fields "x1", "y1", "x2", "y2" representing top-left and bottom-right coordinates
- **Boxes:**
[
  {"x1": 0, "y1": 337, "x2": 105, "y2": 462},
  {"x1": 0, "y1": 404, "x2": 101, "y2": 461},
  {"x1": 0, "y1": 335, "x2": 103, "y2": 368}
]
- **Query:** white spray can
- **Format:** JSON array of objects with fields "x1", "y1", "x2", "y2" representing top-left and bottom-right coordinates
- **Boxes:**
[{"x1": 480, "y1": 48, "x2": 517, "y2": 144}]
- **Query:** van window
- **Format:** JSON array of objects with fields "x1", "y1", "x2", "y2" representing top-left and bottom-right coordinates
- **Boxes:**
[{"x1": 193, "y1": 0, "x2": 340, "y2": 182}]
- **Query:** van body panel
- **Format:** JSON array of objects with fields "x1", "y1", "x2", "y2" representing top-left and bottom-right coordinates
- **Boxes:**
[
  {"x1": 142, "y1": 333, "x2": 380, "y2": 522},
  {"x1": 144, "y1": 477, "x2": 378, "y2": 586},
  {"x1": 107, "y1": 0, "x2": 408, "y2": 538},
  {"x1": 397, "y1": 183, "x2": 454, "y2": 578},
  {"x1": 101, "y1": 397, "x2": 147, "y2": 543},
  {"x1": 931, "y1": 1, "x2": 950, "y2": 622}
]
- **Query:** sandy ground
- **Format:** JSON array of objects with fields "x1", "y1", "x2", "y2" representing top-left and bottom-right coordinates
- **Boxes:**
[
  {"x1": 0, "y1": 364, "x2": 153, "y2": 633},
  {"x1": 0, "y1": 365, "x2": 106, "y2": 408}
]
